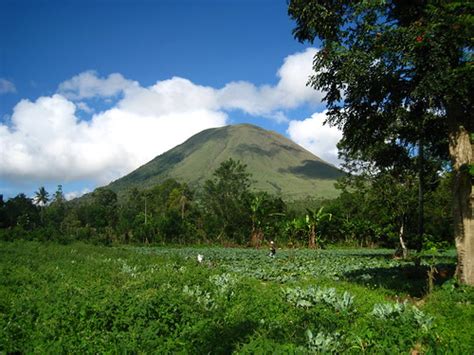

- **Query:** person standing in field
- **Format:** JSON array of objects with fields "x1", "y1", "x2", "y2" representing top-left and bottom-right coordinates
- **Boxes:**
[{"x1": 269, "y1": 240, "x2": 276, "y2": 257}]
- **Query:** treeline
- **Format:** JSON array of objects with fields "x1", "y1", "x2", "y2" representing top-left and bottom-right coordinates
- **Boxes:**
[{"x1": 0, "y1": 158, "x2": 452, "y2": 250}]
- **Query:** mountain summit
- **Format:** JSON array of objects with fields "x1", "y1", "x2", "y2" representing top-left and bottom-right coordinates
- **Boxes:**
[{"x1": 107, "y1": 124, "x2": 343, "y2": 200}]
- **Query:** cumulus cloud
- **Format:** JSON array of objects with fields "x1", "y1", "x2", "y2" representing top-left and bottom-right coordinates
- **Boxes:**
[
  {"x1": 58, "y1": 71, "x2": 138, "y2": 100},
  {"x1": 65, "y1": 188, "x2": 91, "y2": 200},
  {"x1": 0, "y1": 78, "x2": 16, "y2": 94},
  {"x1": 0, "y1": 94, "x2": 227, "y2": 183},
  {"x1": 76, "y1": 102, "x2": 93, "y2": 113},
  {"x1": 218, "y1": 48, "x2": 321, "y2": 118},
  {"x1": 118, "y1": 77, "x2": 219, "y2": 117},
  {"x1": 1, "y1": 48, "x2": 324, "y2": 184},
  {"x1": 287, "y1": 111, "x2": 343, "y2": 167},
  {"x1": 59, "y1": 48, "x2": 321, "y2": 120}
]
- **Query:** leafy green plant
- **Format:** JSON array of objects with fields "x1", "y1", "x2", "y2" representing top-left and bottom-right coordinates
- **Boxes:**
[
  {"x1": 372, "y1": 301, "x2": 433, "y2": 332},
  {"x1": 284, "y1": 286, "x2": 355, "y2": 313},
  {"x1": 0, "y1": 241, "x2": 470, "y2": 353},
  {"x1": 306, "y1": 329, "x2": 341, "y2": 353}
]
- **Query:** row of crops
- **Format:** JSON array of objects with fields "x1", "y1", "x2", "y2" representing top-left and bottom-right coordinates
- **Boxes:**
[{"x1": 0, "y1": 241, "x2": 472, "y2": 353}]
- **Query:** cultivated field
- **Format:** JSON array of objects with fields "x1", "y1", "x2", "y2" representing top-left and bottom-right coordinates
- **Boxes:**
[{"x1": 1, "y1": 242, "x2": 472, "y2": 353}]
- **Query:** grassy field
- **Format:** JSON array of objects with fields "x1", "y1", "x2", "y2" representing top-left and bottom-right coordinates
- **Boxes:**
[{"x1": 1, "y1": 241, "x2": 473, "y2": 353}]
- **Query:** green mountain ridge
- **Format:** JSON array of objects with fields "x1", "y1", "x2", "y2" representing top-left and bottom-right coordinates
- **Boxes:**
[{"x1": 107, "y1": 124, "x2": 343, "y2": 200}]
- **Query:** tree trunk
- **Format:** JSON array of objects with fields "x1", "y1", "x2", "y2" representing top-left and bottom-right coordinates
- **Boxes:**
[
  {"x1": 449, "y1": 124, "x2": 473, "y2": 285},
  {"x1": 250, "y1": 229, "x2": 263, "y2": 248},
  {"x1": 309, "y1": 225, "x2": 316, "y2": 249},
  {"x1": 180, "y1": 195, "x2": 186, "y2": 220},
  {"x1": 40, "y1": 206, "x2": 45, "y2": 225},
  {"x1": 399, "y1": 218, "x2": 408, "y2": 259},
  {"x1": 418, "y1": 138, "x2": 424, "y2": 251},
  {"x1": 144, "y1": 196, "x2": 147, "y2": 225}
]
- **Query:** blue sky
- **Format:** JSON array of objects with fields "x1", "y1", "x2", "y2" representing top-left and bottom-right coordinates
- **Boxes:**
[{"x1": 0, "y1": 0, "x2": 342, "y2": 200}]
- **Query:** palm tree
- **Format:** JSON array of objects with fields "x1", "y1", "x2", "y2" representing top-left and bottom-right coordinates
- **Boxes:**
[{"x1": 34, "y1": 186, "x2": 50, "y2": 224}]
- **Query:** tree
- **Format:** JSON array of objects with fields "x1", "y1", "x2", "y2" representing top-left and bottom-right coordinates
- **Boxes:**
[
  {"x1": 250, "y1": 194, "x2": 265, "y2": 247},
  {"x1": 0, "y1": 195, "x2": 6, "y2": 228},
  {"x1": 88, "y1": 188, "x2": 118, "y2": 229},
  {"x1": 52, "y1": 184, "x2": 66, "y2": 204},
  {"x1": 47, "y1": 185, "x2": 67, "y2": 229},
  {"x1": 289, "y1": 0, "x2": 473, "y2": 284},
  {"x1": 424, "y1": 173, "x2": 454, "y2": 247},
  {"x1": 305, "y1": 207, "x2": 332, "y2": 248},
  {"x1": 167, "y1": 184, "x2": 193, "y2": 221},
  {"x1": 249, "y1": 192, "x2": 286, "y2": 247},
  {"x1": 34, "y1": 186, "x2": 50, "y2": 224},
  {"x1": 4, "y1": 193, "x2": 39, "y2": 229},
  {"x1": 284, "y1": 217, "x2": 307, "y2": 246},
  {"x1": 340, "y1": 171, "x2": 419, "y2": 254},
  {"x1": 34, "y1": 186, "x2": 50, "y2": 206},
  {"x1": 202, "y1": 158, "x2": 252, "y2": 243}
]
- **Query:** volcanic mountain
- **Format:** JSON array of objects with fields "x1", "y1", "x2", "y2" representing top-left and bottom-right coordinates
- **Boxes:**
[{"x1": 107, "y1": 124, "x2": 343, "y2": 200}]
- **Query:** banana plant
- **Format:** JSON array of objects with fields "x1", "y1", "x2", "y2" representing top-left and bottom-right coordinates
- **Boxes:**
[
  {"x1": 283, "y1": 217, "x2": 306, "y2": 246},
  {"x1": 305, "y1": 207, "x2": 332, "y2": 249},
  {"x1": 250, "y1": 194, "x2": 264, "y2": 247}
]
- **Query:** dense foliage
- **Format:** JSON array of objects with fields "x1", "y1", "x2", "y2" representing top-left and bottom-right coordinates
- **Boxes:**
[
  {"x1": 288, "y1": 0, "x2": 473, "y2": 283},
  {"x1": 320, "y1": 171, "x2": 453, "y2": 251},
  {"x1": 288, "y1": 0, "x2": 472, "y2": 171},
  {"x1": 1, "y1": 241, "x2": 472, "y2": 353},
  {"x1": 0, "y1": 159, "x2": 454, "y2": 251}
]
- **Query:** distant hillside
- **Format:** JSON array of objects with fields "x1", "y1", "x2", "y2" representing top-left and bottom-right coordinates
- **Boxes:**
[{"x1": 106, "y1": 124, "x2": 343, "y2": 200}]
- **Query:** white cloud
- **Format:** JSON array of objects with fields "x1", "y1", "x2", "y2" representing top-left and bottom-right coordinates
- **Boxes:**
[
  {"x1": 76, "y1": 102, "x2": 93, "y2": 113},
  {"x1": 287, "y1": 111, "x2": 343, "y2": 167},
  {"x1": 118, "y1": 77, "x2": 219, "y2": 116},
  {"x1": 0, "y1": 94, "x2": 227, "y2": 183},
  {"x1": 58, "y1": 71, "x2": 138, "y2": 100},
  {"x1": 275, "y1": 47, "x2": 321, "y2": 106},
  {"x1": 0, "y1": 78, "x2": 16, "y2": 94},
  {"x1": 218, "y1": 48, "x2": 321, "y2": 117},
  {"x1": 0, "y1": 48, "x2": 324, "y2": 184},
  {"x1": 65, "y1": 188, "x2": 91, "y2": 200},
  {"x1": 58, "y1": 48, "x2": 321, "y2": 120}
]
